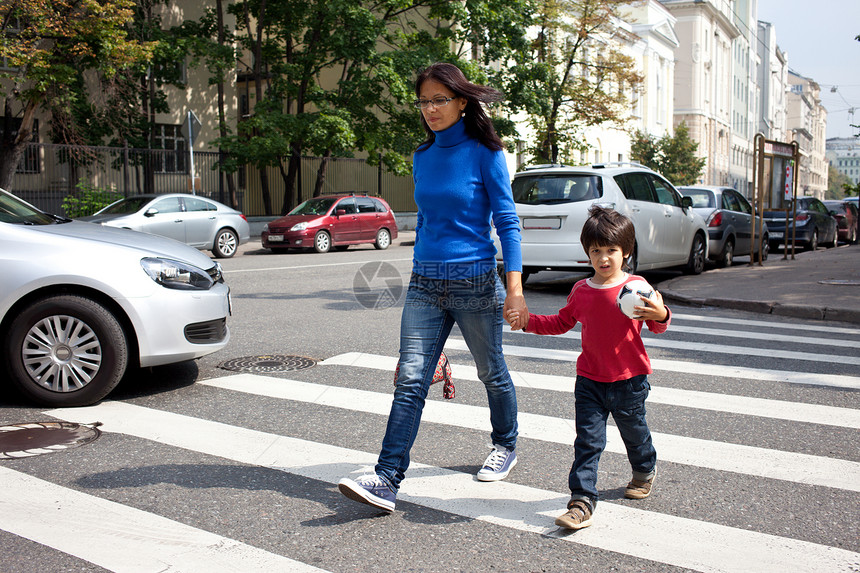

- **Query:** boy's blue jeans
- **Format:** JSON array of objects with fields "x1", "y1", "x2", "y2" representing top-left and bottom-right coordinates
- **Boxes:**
[
  {"x1": 569, "y1": 374, "x2": 656, "y2": 510},
  {"x1": 375, "y1": 270, "x2": 519, "y2": 491}
]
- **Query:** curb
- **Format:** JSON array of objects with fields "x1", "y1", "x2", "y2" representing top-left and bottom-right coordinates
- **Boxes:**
[{"x1": 660, "y1": 290, "x2": 860, "y2": 325}]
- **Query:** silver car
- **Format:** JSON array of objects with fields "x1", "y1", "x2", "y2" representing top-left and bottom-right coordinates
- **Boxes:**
[
  {"x1": 82, "y1": 193, "x2": 250, "y2": 258},
  {"x1": 495, "y1": 163, "x2": 709, "y2": 281},
  {"x1": 0, "y1": 188, "x2": 231, "y2": 407},
  {"x1": 680, "y1": 185, "x2": 769, "y2": 267}
]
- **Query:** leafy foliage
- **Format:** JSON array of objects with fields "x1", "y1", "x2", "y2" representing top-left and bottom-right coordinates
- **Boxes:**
[
  {"x1": 61, "y1": 181, "x2": 122, "y2": 218},
  {"x1": 497, "y1": 0, "x2": 643, "y2": 165},
  {"x1": 629, "y1": 123, "x2": 705, "y2": 185}
]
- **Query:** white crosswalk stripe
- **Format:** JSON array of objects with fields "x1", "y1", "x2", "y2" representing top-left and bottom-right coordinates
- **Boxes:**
[
  {"x1": 2, "y1": 309, "x2": 858, "y2": 572},
  {"x1": 45, "y1": 402, "x2": 860, "y2": 573}
]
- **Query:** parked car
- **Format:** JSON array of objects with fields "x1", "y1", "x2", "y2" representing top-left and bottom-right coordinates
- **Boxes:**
[
  {"x1": 493, "y1": 163, "x2": 708, "y2": 280},
  {"x1": 81, "y1": 193, "x2": 250, "y2": 258},
  {"x1": 764, "y1": 196, "x2": 838, "y2": 251},
  {"x1": 0, "y1": 188, "x2": 231, "y2": 407},
  {"x1": 680, "y1": 185, "x2": 769, "y2": 267},
  {"x1": 822, "y1": 199, "x2": 858, "y2": 244},
  {"x1": 261, "y1": 193, "x2": 398, "y2": 253}
]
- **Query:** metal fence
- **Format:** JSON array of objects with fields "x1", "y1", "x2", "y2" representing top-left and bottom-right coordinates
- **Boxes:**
[{"x1": 9, "y1": 143, "x2": 416, "y2": 217}]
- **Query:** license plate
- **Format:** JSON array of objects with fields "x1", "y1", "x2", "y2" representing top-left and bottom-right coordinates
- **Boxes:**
[
  {"x1": 268, "y1": 234, "x2": 284, "y2": 242},
  {"x1": 522, "y1": 217, "x2": 562, "y2": 230},
  {"x1": 770, "y1": 232, "x2": 783, "y2": 239}
]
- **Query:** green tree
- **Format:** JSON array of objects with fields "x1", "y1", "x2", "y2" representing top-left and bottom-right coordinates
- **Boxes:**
[
  {"x1": 827, "y1": 165, "x2": 851, "y2": 199},
  {"x1": 498, "y1": 0, "x2": 643, "y2": 165},
  {"x1": 222, "y1": 0, "x2": 534, "y2": 215},
  {"x1": 0, "y1": 0, "x2": 154, "y2": 190},
  {"x1": 630, "y1": 123, "x2": 705, "y2": 185}
]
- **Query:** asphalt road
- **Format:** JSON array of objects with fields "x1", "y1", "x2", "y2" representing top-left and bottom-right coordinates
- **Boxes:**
[{"x1": 1, "y1": 240, "x2": 858, "y2": 572}]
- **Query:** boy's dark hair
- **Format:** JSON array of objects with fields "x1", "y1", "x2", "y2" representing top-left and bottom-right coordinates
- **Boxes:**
[{"x1": 580, "y1": 205, "x2": 636, "y2": 258}]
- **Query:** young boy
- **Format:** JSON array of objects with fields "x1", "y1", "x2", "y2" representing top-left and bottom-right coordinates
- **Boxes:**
[{"x1": 507, "y1": 205, "x2": 670, "y2": 530}]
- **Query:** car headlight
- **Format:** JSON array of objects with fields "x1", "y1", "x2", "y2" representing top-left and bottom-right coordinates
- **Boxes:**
[
  {"x1": 262, "y1": 223, "x2": 269, "y2": 232},
  {"x1": 290, "y1": 222, "x2": 308, "y2": 231},
  {"x1": 140, "y1": 258, "x2": 214, "y2": 290}
]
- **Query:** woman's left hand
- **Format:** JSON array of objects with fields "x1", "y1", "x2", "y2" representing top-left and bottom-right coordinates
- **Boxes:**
[{"x1": 503, "y1": 272, "x2": 528, "y2": 331}]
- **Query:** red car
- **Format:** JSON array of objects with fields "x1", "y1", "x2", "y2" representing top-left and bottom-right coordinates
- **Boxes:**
[
  {"x1": 261, "y1": 193, "x2": 398, "y2": 253},
  {"x1": 823, "y1": 199, "x2": 858, "y2": 244}
]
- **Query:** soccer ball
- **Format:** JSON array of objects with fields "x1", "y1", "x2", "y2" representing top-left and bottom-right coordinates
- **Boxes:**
[{"x1": 616, "y1": 279, "x2": 655, "y2": 319}]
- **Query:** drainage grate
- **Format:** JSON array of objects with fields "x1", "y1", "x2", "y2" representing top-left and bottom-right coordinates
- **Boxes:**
[
  {"x1": 218, "y1": 355, "x2": 318, "y2": 373},
  {"x1": 0, "y1": 422, "x2": 102, "y2": 460}
]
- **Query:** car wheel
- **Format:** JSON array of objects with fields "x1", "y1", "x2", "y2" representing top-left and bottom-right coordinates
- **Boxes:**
[
  {"x1": 717, "y1": 238, "x2": 734, "y2": 268},
  {"x1": 626, "y1": 245, "x2": 638, "y2": 274},
  {"x1": 374, "y1": 228, "x2": 391, "y2": 250},
  {"x1": 3, "y1": 295, "x2": 129, "y2": 407},
  {"x1": 806, "y1": 229, "x2": 818, "y2": 251},
  {"x1": 825, "y1": 230, "x2": 838, "y2": 248},
  {"x1": 684, "y1": 234, "x2": 706, "y2": 275},
  {"x1": 760, "y1": 237, "x2": 769, "y2": 262},
  {"x1": 314, "y1": 230, "x2": 331, "y2": 253},
  {"x1": 212, "y1": 228, "x2": 239, "y2": 258}
]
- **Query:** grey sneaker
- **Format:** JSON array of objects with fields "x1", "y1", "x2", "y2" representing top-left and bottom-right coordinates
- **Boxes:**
[
  {"x1": 476, "y1": 445, "x2": 517, "y2": 482},
  {"x1": 338, "y1": 473, "x2": 396, "y2": 512}
]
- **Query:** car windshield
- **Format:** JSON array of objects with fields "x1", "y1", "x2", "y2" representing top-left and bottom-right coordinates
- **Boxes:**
[
  {"x1": 289, "y1": 197, "x2": 337, "y2": 215},
  {"x1": 512, "y1": 175, "x2": 602, "y2": 205},
  {"x1": 100, "y1": 197, "x2": 154, "y2": 215},
  {"x1": 0, "y1": 188, "x2": 58, "y2": 225},
  {"x1": 683, "y1": 189, "x2": 715, "y2": 208}
]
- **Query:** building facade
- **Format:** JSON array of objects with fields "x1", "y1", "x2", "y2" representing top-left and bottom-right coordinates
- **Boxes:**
[
  {"x1": 661, "y1": 0, "x2": 739, "y2": 187},
  {"x1": 787, "y1": 70, "x2": 829, "y2": 198},
  {"x1": 826, "y1": 137, "x2": 860, "y2": 185}
]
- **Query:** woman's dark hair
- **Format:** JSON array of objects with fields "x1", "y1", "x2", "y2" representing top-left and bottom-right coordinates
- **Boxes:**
[
  {"x1": 415, "y1": 62, "x2": 504, "y2": 152},
  {"x1": 580, "y1": 205, "x2": 636, "y2": 265}
]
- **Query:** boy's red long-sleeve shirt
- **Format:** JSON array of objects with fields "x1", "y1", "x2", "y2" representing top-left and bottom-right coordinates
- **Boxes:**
[{"x1": 524, "y1": 274, "x2": 671, "y2": 383}]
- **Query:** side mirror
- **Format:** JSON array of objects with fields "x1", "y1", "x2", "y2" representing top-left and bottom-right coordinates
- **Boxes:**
[
  {"x1": 144, "y1": 208, "x2": 159, "y2": 217},
  {"x1": 335, "y1": 209, "x2": 346, "y2": 217},
  {"x1": 681, "y1": 196, "x2": 693, "y2": 209}
]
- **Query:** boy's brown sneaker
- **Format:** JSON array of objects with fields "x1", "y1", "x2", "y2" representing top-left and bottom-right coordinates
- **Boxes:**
[
  {"x1": 625, "y1": 473, "x2": 655, "y2": 499},
  {"x1": 554, "y1": 500, "x2": 593, "y2": 530}
]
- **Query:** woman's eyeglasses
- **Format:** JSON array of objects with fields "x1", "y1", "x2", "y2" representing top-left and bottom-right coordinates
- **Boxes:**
[{"x1": 413, "y1": 96, "x2": 455, "y2": 109}]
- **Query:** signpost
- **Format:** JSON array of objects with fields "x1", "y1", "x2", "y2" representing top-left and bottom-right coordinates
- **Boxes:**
[
  {"x1": 751, "y1": 134, "x2": 800, "y2": 263},
  {"x1": 180, "y1": 110, "x2": 201, "y2": 194}
]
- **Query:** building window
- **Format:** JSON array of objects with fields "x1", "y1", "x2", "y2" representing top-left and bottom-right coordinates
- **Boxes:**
[{"x1": 152, "y1": 124, "x2": 187, "y2": 174}]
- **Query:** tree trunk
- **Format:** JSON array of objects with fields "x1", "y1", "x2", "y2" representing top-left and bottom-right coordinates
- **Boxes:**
[
  {"x1": 281, "y1": 143, "x2": 301, "y2": 215},
  {"x1": 313, "y1": 149, "x2": 332, "y2": 197},
  {"x1": 215, "y1": 0, "x2": 237, "y2": 209},
  {"x1": 0, "y1": 97, "x2": 37, "y2": 191}
]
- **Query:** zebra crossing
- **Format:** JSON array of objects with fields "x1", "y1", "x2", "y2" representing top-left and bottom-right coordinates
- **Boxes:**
[{"x1": 1, "y1": 310, "x2": 859, "y2": 572}]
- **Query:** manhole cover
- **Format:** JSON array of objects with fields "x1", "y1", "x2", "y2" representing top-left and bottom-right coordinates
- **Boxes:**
[
  {"x1": 0, "y1": 422, "x2": 101, "y2": 460},
  {"x1": 818, "y1": 279, "x2": 860, "y2": 286},
  {"x1": 218, "y1": 355, "x2": 318, "y2": 373}
]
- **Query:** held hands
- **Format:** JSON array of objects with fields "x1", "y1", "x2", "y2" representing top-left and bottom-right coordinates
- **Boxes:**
[
  {"x1": 633, "y1": 290, "x2": 668, "y2": 322},
  {"x1": 504, "y1": 297, "x2": 529, "y2": 331}
]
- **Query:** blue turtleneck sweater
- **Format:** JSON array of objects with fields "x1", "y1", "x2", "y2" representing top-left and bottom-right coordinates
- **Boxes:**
[{"x1": 412, "y1": 118, "x2": 522, "y2": 279}]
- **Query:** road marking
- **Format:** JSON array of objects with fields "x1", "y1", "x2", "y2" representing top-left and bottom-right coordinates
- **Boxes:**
[
  {"x1": 47, "y1": 402, "x2": 860, "y2": 573},
  {"x1": 503, "y1": 327, "x2": 860, "y2": 366},
  {"x1": 222, "y1": 258, "x2": 413, "y2": 274},
  {"x1": 188, "y1": 374, "x2": 860, "y2": 492},
  {"x1": 0, "y1": 466, "x2": 329, "y2": 573},
  {"x1": 671, "y1": 312, "x2": 860, "y2": 336},
  {"x1": 446, "y1": 339, "x2": 860, "y2": 390},
  {"x1": 665, "y1": 324, "x2": 857, "y2": 348},
  {"x1": 321, "y1": 352, "x2": 860, "y2": 429}
]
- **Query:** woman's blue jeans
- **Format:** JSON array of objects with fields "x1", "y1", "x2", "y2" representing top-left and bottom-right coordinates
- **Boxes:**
[
  {"x1": 569, "y1": 374, "x2": 656, "y2": 509},
  {"x1": 375, "y1": 270, "x2": 519, "y2": 491}
]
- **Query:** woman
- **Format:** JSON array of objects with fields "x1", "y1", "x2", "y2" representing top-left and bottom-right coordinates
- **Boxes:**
[{"x1": 338, "y1": 62, "x2": 528, "y2": 512}]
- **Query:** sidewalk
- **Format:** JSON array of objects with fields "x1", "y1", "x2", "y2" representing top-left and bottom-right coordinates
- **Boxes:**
[{"x1": 659, "y1": 244, "x2": 860, "y2": 324}]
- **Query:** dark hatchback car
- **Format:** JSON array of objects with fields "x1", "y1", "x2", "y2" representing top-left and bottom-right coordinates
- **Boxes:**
[
  {"x1": 680, "y1": 185, "x2": 769, "y2": 267},
  {"x1": 261, "y1": 193, "x2": 398, "y2": 253},
  {"x1": 822, "y1": 199, "x2": 858, "y2": 244},
  {"x1": 764, "y1": 196, "x2": 838, "y2": 251}
]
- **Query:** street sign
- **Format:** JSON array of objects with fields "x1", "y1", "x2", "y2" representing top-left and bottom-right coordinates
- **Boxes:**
[{"x1": 180, "y1": 110, "x2": 201, "y2": 144}]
